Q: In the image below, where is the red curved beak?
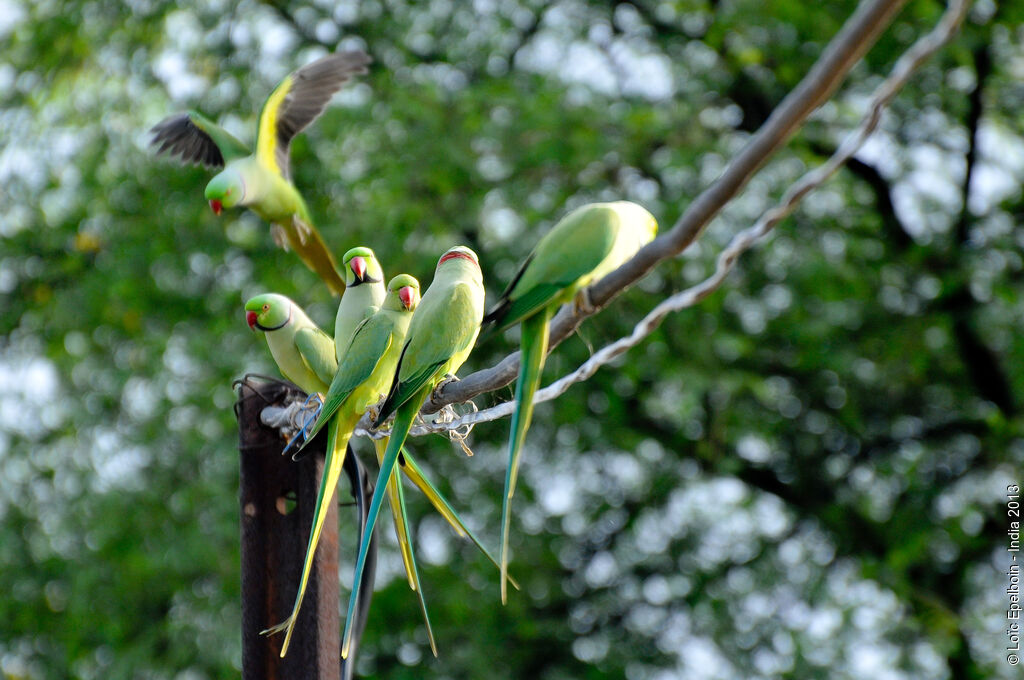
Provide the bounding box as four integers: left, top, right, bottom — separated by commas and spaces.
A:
399, 286, 415, 310
209, 199, 223, 216
246, 310, 258, 330
350, 256, 367, 281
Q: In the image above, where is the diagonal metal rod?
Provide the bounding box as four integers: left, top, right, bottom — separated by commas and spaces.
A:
368, 0, 971, 437
424, 0, 912, 413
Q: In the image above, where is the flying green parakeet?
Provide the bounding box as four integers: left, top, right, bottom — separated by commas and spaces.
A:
482, 201, 658, 603
262, 275, 421, 657
151, 51, 371, 296
340, 246, 485, 659
244, 293, 337, 395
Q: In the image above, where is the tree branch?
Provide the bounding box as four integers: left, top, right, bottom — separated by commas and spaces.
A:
954, 40, 993, 246
835, 152, 914, 251
944, 34, 1016, 416
951, 308, 1016, 415
426, 0, 915, 413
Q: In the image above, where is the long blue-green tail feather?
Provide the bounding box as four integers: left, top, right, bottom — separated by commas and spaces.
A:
341, 399, 420, 659
375, 439, 438, 654
377, 440, 417, 591
500, 307, 551, 604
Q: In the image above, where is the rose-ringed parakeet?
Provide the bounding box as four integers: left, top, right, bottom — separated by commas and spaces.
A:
328, 247, 512, 579
244, 293, 337, 394
262, 275, 421, 657
482, 201, 658, 603
340, 246, 485, 659
151, 51, 371, 296
334, 246, 386, 363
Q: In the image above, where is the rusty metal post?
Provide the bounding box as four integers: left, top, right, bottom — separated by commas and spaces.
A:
237, 377, 339, 679
235, 376, 379, 680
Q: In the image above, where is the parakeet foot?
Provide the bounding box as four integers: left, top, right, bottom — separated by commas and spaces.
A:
260, 615, 294, 637
366, 403, 382, 424
572, 287, 597, 315
283, 393, 324, 459
293, 216, 313, 245
271, 223, 289, 250
435, 373, 460, 391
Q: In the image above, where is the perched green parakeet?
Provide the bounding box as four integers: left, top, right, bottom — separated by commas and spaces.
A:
482, 201, 658, 602
334, 246, 386, 363
340, 246, 485, 659
151, 51, 371, 296
330, 246, 510, 580
244, 293, 337, 395
263, 275, 421, 657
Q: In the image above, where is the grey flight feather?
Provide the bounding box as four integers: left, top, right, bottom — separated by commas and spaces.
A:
272, 50, 372, 178
149, 113, 225, 168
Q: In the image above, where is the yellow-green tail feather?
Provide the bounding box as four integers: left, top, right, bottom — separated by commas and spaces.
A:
262, 413, 353, 657
399, 451, 521, 590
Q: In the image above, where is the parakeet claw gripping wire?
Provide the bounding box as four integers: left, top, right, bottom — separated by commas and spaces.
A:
281, 393, 324, 458
259, 393, 323, 444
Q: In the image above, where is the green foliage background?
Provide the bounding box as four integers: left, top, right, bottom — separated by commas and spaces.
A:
1, 1, 1022, 678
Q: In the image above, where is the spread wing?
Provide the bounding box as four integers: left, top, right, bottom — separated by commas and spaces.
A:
149, 110, 250, 168
256, 51, 371, 179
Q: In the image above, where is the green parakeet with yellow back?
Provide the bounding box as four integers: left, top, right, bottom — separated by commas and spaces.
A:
340, 246, 485, 659
152, 51, 371, 296
482, 201, 658, 602
262, 275, 421, 657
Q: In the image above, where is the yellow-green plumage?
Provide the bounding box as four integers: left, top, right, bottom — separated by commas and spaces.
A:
373, 437, 436, 656
263, 276, 419, 657
334, 247, 387, 364
483, 201, 658, 603
394, 450, 520, 589
244, 293, 336, 394
341, 246, 485, 660
151, 52, 371, 296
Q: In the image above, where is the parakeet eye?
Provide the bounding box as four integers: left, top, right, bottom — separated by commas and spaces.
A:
262, 304, 269, 312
